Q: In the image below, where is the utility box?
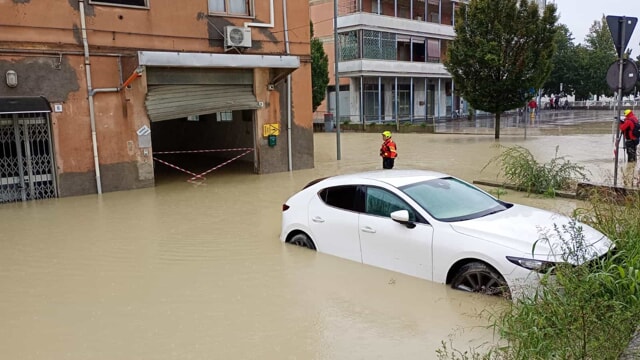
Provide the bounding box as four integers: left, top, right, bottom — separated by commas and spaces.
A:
268, 134, 277, 147
324, 113, 334, 132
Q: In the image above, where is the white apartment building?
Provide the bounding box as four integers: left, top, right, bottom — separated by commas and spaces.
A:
310, 0, 549, 124
311, 0, 466, 124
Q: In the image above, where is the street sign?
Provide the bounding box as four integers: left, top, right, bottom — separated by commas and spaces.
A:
606, 16, 638, 56
606, 59, 638, 92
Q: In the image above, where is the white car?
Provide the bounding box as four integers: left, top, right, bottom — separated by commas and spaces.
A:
280, 170, 612, 297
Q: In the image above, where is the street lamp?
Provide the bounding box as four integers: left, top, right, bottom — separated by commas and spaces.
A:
334, 0, 341, 160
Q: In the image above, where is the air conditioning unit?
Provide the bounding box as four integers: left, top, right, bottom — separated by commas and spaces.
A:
224, 26, 252, 49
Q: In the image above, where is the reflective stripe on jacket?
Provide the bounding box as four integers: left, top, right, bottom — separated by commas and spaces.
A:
380, 139, 397, 158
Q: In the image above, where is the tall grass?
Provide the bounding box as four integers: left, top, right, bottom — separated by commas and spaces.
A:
482, 145, 590, 196
438, 153, 640, 360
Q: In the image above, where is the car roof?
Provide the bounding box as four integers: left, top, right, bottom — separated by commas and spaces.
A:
324, 169, 449, 188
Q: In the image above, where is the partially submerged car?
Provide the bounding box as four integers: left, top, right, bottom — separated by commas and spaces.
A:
280, 170, 612, 297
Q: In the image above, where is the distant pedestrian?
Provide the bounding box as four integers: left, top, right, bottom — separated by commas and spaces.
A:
549, 97, 554, 110
528, 99, 537, 115
380, 131, 397, 169
619, 109, 639, 162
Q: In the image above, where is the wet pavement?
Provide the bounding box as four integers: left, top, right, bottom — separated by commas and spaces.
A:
0, 109, 636, 359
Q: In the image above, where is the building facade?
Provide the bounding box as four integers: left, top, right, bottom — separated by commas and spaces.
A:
0, 0, 313, 203
311, 0, 467, 125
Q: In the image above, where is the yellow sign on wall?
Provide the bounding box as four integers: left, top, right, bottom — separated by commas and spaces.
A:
263, 123, 280, 137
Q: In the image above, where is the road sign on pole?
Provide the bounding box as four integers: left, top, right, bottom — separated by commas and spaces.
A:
606, 16, 637, 56
606, 15, 637, 187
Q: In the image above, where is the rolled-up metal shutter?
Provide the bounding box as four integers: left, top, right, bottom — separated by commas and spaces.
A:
145, 85, 260, 122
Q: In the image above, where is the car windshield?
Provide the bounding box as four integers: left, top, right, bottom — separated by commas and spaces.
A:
400, 177, 508, 222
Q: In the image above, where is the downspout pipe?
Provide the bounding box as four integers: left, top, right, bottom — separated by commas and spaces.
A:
283, 0, 292, 171
245, 0, 274, 28
79, 0, 102, 194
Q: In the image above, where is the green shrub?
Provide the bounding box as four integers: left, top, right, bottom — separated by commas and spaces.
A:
482, 145, 589, 196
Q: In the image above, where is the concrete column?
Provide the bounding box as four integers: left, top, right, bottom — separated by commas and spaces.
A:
253, 68, 273, 173
349, 77, 359, 123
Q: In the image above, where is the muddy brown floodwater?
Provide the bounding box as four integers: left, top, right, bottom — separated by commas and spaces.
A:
0, 124, 634, 359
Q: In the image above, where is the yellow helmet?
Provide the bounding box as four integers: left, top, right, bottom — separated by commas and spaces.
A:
382, 131, 392, 138
625, 109, 632, 116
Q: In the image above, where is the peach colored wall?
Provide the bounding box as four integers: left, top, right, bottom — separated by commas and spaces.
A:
0, 1, 309, 57
311, 1, 333, 38
0, 0, 312, 195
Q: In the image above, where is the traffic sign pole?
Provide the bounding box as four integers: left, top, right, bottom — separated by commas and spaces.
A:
613, 17, 626, 186
607, 15, 638, 187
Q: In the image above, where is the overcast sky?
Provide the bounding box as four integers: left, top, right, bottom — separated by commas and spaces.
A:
553, 0, 640, 56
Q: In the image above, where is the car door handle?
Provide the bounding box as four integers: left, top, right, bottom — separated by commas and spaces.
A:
361, 226, 376, 233
312, 216, 325, 223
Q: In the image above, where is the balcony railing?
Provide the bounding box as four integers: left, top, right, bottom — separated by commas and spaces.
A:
338, 29, 449, 64
338, 0, 460, 26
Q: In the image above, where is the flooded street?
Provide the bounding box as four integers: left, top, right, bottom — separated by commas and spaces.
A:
0, 113, 634, 359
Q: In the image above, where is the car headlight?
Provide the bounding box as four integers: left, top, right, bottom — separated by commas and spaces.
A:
506, 256, 557, 274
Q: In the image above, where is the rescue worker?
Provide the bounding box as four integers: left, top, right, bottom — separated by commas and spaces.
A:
619, 109, 639, 162
380, 130, 398, 169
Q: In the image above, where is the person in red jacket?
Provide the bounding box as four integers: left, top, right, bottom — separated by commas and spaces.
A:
380, 131, 398, 169
527, 99, 537, 115
619, 109, 639, 162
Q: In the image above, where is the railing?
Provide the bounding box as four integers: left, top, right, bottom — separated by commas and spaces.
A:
540, 100, 640, 110
337, 0, 455, 26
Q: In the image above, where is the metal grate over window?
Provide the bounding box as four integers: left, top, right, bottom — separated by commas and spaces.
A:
0, 113, 57, 204
339, 31, 359, 61
363, 30, 396, 60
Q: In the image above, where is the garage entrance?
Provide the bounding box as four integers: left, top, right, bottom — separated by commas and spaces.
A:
145, 68, 260, 182
0, 97, 57, 204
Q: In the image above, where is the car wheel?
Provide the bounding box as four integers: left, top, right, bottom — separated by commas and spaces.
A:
450, 262, 509, 297
288, 232, 316, 250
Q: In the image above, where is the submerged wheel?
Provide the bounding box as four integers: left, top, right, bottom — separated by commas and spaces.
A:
450, 262, 509, 297
288, 232, 316, 250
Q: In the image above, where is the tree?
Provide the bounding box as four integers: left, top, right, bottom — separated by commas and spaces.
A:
542, 24, 579, 97
582, 16, 617, 100
445, 0, 557, 139
571, 45, 592, 100
310, 21, 329, 113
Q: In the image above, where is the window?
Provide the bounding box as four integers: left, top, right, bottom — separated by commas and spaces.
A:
401, 177, 510, 222
427, 39, 440, 63
339, 31, 359, 61
365, 187, 417, 221
363, 30, 396, 60
89, 0, 147, 7
318, 186, 362, 212
364, 84, 384, 122
209, 0, 252, 16
392, 84, 411, 118
217, 111, 233, 122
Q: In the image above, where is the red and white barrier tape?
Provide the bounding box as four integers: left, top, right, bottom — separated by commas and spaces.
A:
152, 148, 255, 184
154, 148, 253, 155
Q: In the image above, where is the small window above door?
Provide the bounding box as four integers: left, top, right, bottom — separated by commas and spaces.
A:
89, 0, 148, 8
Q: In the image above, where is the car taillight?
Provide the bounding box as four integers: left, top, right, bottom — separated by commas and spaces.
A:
282, 204, 290, 211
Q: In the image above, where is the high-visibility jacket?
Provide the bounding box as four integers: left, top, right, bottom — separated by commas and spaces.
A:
620, 112, 639, 141
380, 139, 397, 159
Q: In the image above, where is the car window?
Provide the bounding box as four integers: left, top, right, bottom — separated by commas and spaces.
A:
365, 186, 417, 221
401, 177, 508, 222
318, 185, 360, 212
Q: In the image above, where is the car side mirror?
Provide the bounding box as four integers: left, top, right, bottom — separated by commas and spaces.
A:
390, 210, 416, 229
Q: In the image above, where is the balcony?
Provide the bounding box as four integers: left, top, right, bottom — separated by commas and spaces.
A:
338, 59, 449, 77
336, 12, 456, 38
338, 0, 463, 26
337, 30, 451, 69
